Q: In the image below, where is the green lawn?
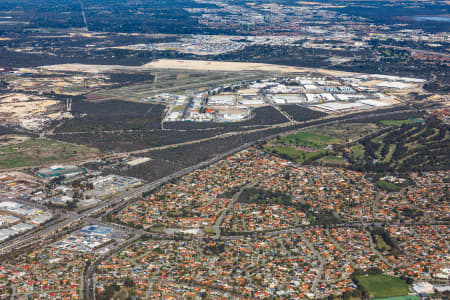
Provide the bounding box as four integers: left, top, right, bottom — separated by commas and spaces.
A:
265, 146, 304, 160
318, 155, 349, 166
375, 296, 420, 300
379, 119, 424, 126
203, 227, 215, 235
264, 146, 326, 164
372, 134, 386, 159
304, 123, 380, 142
303, 150, 327, 162
279, 132, 340, 149
375, 235, 391, 252
351, 144, 365, 160
356, 274, 409, 298
322, 155, 346, 161
383, 144, 397, 163
372, 132, 388, 144
376, 180, 402, 192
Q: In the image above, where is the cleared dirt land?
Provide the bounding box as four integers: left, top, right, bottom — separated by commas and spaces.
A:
0, 93, 60, 130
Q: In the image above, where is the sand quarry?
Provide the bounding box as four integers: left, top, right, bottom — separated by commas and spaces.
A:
0, 93, 60, 129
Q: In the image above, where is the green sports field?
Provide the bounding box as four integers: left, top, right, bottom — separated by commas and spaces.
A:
356, 274, 409, 298
375, 296, 420, 300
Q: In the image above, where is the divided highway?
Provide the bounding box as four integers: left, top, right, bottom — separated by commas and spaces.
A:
0, 106, 420, 256
0, 106, 425, 300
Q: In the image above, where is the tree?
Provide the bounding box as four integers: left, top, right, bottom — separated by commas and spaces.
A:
124, 277, 135, 287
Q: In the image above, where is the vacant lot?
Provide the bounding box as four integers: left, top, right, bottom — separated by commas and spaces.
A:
356, 274, 409, 298
0, 137, 99, 169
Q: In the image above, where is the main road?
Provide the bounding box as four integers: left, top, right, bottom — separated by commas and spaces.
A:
0, 104, 426, 300
0, 105, 421, 256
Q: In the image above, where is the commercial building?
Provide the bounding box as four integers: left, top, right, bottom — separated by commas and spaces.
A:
37, 165, 85, 178
0, 229, 15, 242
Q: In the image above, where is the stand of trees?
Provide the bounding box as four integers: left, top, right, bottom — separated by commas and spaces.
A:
350, 117, 449, 173
237, 188, 292, 206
